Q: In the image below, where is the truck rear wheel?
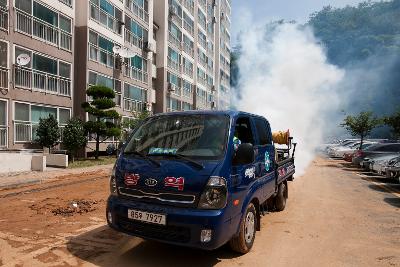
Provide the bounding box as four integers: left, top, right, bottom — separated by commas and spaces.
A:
229, 203, 256, 254
275, 182, 287, 211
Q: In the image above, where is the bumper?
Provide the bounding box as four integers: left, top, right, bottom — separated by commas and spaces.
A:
106, 196, 239, 250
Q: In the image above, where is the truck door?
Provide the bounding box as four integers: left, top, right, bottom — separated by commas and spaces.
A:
231, 116, 263, 201
253, 118, 275, 200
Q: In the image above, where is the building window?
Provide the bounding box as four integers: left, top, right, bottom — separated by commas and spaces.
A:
167, 96, 181, 112
126, 0, 149, 23
125, 15, 148, 49
168, 47, 180, 72
88, 71, 122, 106
124, 83, 147, 112
15, 0, 72, 51
182, 79, 192, 99
14, 46, 72, 96
89, 30, 116, 68
0, 41, 8, 91
198, 30, 207, 49
123, 55, 148, 84
197, 8, 206, 30
90, 0, 122, 34
13, 102, 70, 142
0, 99, 7, 147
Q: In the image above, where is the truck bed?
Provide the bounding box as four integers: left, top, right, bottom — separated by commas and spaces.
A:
276, 157, 295, 184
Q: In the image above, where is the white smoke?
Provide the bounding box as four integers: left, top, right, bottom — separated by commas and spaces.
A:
234, 21, 345, 175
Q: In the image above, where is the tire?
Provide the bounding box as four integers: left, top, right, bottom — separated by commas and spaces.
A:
275, 182, 287, 211
230, 203, 257, 254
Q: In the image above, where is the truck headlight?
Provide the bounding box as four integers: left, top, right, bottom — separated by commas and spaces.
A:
110, 165, 118, 196
198, 177, 227, 210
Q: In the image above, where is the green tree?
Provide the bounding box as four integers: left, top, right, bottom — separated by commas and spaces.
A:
35, 115, 60, 154
63, 118, 87, 163
340, 111, 381, 149
384, 109, 400, 138
82, 85, 121, 159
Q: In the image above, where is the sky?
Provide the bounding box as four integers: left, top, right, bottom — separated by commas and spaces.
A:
231, 0, 365, 44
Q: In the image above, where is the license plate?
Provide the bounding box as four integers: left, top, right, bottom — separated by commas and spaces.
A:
128, 209, 166, 225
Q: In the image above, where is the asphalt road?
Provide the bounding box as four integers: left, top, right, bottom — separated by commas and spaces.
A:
0, 157, 399, 267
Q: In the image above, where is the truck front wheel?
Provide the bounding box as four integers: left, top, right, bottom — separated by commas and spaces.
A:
229, 203, 256, 254
275, 182, 288, 211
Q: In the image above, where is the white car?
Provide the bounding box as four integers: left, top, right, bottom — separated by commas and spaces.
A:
329, 142, 375, 158
370, 155, 400, 174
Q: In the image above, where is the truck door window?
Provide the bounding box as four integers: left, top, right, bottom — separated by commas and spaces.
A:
235, 117, 254, 145
254, 118, 271, 146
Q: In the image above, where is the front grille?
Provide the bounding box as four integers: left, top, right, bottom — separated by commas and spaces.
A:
117, 216, 191, 243
119, 187, 195, 204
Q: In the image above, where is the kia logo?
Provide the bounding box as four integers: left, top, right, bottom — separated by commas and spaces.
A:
145, 178, 158, 187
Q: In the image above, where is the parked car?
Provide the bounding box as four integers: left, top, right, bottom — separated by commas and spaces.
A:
331, 142, 376, 158
385, 161, 400, 183
371, 155, 400, 174
360, 153, 399, 171
327, 141, 359, 157
352, 143, 400, 167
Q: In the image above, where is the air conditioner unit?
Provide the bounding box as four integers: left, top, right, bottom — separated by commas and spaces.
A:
144, 41, 154, 52
168, 83, 176, 92
169, 5, 178, 16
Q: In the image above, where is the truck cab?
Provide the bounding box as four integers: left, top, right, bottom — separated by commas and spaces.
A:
107, 110, 295, 253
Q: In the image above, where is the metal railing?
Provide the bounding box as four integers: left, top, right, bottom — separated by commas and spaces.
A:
171, 86, 182, 97
183, 20, 194, 36
125, 28, 143, 49
0, 66, 8, 90
123, 98, 146, 113
197, 75, 207, 86
167, 57, 181, 73
182, 42, 194, 57
183, 0, 194, 15
168, 31, 182, 49
170, 13, 182, 28
124, 65, 148, 84
90, 2, 120, 35
0, 126, 7, 148
126, 0, 149, 23
15, 9, 72, 51
198, 37, 207, 49
183, 65, 193, 78
198, 0, 206, 11
58, 0, 72, 7
14, 121, 32, 142
196, 95, 207, 106
0, 6, 8, 31
14, 66, 71, 97
89, 43, 115, 68
183, 88, 192, 99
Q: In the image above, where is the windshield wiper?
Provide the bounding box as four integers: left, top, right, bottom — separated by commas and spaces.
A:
150, 153, 204, 169
124, 151, 161, 167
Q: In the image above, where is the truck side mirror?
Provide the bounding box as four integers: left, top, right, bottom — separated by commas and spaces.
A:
233, 143, 255, 165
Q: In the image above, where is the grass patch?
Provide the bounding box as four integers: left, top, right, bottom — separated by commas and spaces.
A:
68, 156, 116, 169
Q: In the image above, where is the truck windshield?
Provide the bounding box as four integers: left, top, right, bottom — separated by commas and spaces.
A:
124, 114, 230, 160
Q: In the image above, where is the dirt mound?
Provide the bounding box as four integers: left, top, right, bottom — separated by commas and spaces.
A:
30, 198, 102, 217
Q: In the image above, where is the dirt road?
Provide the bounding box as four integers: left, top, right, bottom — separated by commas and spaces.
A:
0, 157, 399, 267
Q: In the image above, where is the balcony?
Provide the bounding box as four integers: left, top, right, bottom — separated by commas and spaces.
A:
14, 121, 34, 142
183, 0, 194, 16
0, 6, 8, 32
126, 0, 149, 23
167, 57, 182, 73
196, 95, 207, 106
197, 76, 207, 86
170, 86, 182, 97
198, 0, 206, 12
0, 126, 7, 148
124, 65, 148, 84
15, 9, 72, 51
168, 31, 182, 49
0, 66, 8, 90
183, 65, 193, 78
125, 28, 144, 49
182, 42, 194, 58
183, 20, 194, 36
123, 98, 146, 113
14, 66, 71, 97
182, 88, 192, 99
58, 0, 72, 7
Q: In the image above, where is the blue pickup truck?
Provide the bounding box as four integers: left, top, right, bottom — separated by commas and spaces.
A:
107, 110, 296, 253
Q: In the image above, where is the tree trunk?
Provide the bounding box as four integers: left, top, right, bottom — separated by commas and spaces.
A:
359, 134, 364, 150
95, 134, 100, 160
49, 147, 51, 154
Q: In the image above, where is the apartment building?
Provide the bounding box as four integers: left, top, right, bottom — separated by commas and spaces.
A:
73, 0, 155, 152
0, 0, 74, 150
153, 0, 231, 113
0, 0, 230, 152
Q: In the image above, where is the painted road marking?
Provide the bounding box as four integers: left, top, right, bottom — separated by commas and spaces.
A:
355, 173, 400, 197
